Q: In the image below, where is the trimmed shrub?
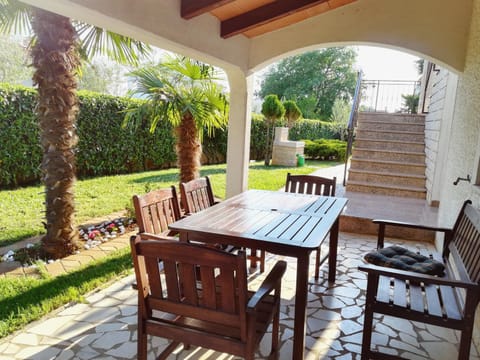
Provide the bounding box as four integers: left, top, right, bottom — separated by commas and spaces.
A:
76, 92, 177, 176
0, 84, 344, 188
0, 85, 40, 187
303, 139, 347, 161
289, 118, 337, 141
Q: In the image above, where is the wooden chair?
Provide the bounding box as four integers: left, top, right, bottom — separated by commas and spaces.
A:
132, 186, 182, 237
130, 234, 287, 360
285, 172, 336, 196
359, 200, 480, 360
179, 175, 219, 214
180, 176, 266, 273
285, 172, 336, 280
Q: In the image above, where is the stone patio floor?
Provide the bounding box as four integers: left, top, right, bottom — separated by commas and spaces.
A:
1, 232, 478, 360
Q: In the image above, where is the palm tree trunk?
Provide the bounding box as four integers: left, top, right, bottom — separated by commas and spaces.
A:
31, 9, 80, 258
176, 112, 201, 183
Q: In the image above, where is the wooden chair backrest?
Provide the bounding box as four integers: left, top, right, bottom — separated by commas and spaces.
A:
180, 176, 216, 214
131, 236, 249, 341
132, 186, 181, 234
446, 201, 480, 284
285, 173, 336, 196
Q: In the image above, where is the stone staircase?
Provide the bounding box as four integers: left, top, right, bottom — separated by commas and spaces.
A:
346, 112, 427, 199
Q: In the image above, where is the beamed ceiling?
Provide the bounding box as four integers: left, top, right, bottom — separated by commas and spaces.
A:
181, 0, 358, 38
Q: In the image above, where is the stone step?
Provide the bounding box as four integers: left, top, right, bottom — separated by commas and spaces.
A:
348, 169, 426, 188
353, 148, 425, 163
357, 120, 425, 132
349, 158, 426, 175
354, 137, 425, 152
346, 180, 426, 199
357, 112, 426, 124
339, 214, 434, 241
355, 129, 425, 142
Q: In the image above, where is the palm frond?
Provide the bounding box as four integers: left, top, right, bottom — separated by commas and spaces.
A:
75, 22, 151, 66
0, 0, 32, 35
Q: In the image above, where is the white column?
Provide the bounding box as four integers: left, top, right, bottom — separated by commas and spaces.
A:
224, 68, 254, 198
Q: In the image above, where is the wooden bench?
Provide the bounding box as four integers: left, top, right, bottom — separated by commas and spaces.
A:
359, 200, 480, 360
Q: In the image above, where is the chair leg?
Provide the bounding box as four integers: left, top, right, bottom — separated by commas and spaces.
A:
271, 303, 280, 357
458, 325, 474, 359
250, 248, 258, 268
361, 275, 377, 360
260, 250, 266, 273
137, 319, 147, 360
314, 247, 321, 280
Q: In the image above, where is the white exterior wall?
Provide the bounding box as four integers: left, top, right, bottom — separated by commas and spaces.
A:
435, 0, 480, 349
424, 67, 458, 205
439, 0, 480, 219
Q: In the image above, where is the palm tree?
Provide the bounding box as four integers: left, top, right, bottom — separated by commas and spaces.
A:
125, 56, 228, 183
0, 0, 150, 258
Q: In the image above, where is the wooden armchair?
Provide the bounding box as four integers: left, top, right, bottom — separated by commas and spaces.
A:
130, 234, 287, 360
285, 172, 336, 280
132, 186, 182, 237
180, 176, 265, 273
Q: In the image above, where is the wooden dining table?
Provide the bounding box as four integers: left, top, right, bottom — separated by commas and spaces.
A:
169, 189, 347, 360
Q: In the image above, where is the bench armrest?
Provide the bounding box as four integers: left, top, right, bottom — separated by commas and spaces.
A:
247, 260, 287, 310
372, 219, 453, 248
373, 219, 451, 233
358, 263, 478, 290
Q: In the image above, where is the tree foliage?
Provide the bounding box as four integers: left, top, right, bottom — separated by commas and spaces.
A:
283, 100, 302, 128
0, 35, 32, 84
259, 48, 358, 119
329, 98, 351, 141
78, 58, 129, 95
401, 94, 419, 114
261, 94, 285, 166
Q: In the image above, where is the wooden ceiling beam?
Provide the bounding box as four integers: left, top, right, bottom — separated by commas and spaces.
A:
221, 0, 329, 38
181, 0, 236, 20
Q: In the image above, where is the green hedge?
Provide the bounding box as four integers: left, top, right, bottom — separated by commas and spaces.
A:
289, 119, 337, 141
76, 92, 177, 176
303, 139, 347, 161
0, 84, 342, 188
0, 85, 179, 188
0, 85, 40, 187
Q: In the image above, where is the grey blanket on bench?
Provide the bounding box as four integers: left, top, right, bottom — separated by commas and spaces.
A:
364, 245, 445, 276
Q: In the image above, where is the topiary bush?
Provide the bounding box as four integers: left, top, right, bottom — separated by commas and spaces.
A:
303, 139, 347, 161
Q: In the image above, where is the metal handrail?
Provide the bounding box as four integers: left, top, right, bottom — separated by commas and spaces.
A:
343, 71, 363, 186
361, 79, 420, 112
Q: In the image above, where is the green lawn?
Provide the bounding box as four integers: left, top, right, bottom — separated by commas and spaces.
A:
0, 160, 340, 248
0, 247, 133, 338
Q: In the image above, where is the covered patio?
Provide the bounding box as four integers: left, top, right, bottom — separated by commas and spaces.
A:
10, 0, 480, 358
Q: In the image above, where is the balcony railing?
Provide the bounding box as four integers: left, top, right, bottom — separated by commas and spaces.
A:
360, 79, 420, 113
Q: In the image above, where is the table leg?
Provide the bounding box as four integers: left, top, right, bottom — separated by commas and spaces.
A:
328, 218, 340, 283
293, 252, 310, 360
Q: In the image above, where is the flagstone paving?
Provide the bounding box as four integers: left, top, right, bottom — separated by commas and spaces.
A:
1, 233, 479, 359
